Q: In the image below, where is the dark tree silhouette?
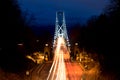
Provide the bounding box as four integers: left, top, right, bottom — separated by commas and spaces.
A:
0, 0, 36, 72
76, 0, 120, 78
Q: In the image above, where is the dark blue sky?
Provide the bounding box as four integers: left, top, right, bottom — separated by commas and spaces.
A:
18, 0, 110, 26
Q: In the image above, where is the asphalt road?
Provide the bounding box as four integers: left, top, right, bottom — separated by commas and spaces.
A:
65, 62, 83, 80
28, 61, 52, 80
28, 61, 83, 80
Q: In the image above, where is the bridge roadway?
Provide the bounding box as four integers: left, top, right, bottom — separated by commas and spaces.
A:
29, 61, 83, 80
29, 61, 52, 80
65, 61, 83, 80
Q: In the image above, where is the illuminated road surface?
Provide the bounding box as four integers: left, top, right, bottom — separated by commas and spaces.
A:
30, 62, 52, 80
65, 62, 83, 80
39, 62, 52, 80
46, 61, 83, 80
29, 37, 83, 80
47, 37, 83, 80
29, 61, 83, 80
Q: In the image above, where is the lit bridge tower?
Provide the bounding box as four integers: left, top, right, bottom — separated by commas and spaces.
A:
47, 11, 70, 80
53, 11, 70, 52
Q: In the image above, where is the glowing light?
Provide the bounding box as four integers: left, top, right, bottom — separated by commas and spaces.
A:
45, 44, 48, 46
47, 37, 83, 80
47, 11, 83, 80
26, 55, 35, 62
17, 43, 23, 46
75, 43, 78, 45
47, 37, 66, 80
26, 71, 29, 75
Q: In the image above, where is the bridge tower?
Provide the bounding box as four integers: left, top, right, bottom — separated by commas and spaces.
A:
53, 11, 70, 52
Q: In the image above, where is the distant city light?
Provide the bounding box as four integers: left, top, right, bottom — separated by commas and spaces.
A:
17, 43, 23, 46
75, 43, 78, 45
36, 40, 39, 42
45, 44, 48, 46
26, 71, 29, 75
80, 58, 81, 62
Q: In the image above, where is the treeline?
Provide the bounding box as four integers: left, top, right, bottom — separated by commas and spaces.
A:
0, 0, 38, 72
0, 0, 55, 72
70, 0, 120, 77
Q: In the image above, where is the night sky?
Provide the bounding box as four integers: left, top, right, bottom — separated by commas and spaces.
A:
18, 0, 110, 26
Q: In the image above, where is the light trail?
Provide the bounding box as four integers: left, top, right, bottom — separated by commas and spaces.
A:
47, 37, 66, 80
47, 37, 83, 80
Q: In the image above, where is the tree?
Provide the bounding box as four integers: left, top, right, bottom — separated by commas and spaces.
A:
0, 0, 34, 72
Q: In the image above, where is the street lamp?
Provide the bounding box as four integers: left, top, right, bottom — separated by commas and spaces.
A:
25, 70, 30, 80
45, 44, 48, 46
75, 42, 78, 45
